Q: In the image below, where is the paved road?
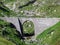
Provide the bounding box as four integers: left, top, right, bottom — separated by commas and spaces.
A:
0, 17, 22, 34
20, 18, 60, 39
0, 17, 60, 39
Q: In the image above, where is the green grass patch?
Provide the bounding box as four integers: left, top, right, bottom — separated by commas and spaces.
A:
23, 20, 34, 34
0, 19, 26, 45
36, 21, 60, 45
0, 36, 15, 45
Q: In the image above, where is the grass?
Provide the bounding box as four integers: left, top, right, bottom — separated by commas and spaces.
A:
0, 2, 17, 17
0, 0, 60, 17
36, 21, 60, 45
23, 20, 34, 34
40, 5, 60, 17
0, 36, 15, 45
0, 19, 26, 45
